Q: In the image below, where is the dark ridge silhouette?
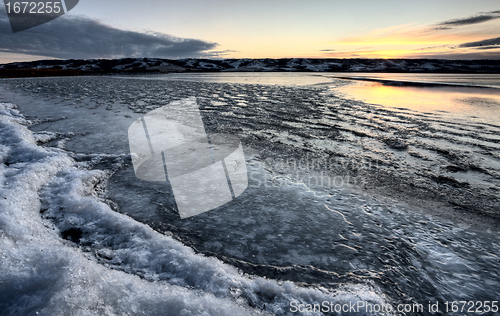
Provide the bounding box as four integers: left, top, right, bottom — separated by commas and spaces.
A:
1, 57, 500, 78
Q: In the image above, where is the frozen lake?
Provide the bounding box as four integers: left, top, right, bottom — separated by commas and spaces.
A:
1, 73, 499, 315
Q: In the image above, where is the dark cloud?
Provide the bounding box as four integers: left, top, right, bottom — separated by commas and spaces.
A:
320, 49, 335, 52
412, 51, 500, 59
0, 12, 217, 59
434, 10, 500, 29
432, 26, 452, 31
414, 44, 449, 51
460, 37, 500, 48
474, 45, 500, 50
439, 15, 499, 27
200, 50, 239, 58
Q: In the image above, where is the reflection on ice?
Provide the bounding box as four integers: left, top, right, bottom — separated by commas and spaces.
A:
338, 81, 500, 124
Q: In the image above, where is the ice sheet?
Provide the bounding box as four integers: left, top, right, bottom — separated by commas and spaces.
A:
0, 101, 390, 315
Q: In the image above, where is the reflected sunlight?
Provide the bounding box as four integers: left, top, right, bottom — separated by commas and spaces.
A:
340, 82, 500, 124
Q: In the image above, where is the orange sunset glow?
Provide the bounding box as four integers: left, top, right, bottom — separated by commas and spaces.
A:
323, 16, 500, 59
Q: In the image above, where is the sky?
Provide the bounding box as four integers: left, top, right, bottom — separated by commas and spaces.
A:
1, 0, 500, 63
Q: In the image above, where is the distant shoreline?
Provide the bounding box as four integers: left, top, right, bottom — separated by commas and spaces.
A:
1, 57, 499, 78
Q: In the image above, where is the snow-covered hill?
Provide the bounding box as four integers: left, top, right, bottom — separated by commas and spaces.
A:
1, 57, 499, 77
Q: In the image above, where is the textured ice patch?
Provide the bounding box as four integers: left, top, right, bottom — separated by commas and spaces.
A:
0, 102, 264, 316
0, 102, 391, 316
